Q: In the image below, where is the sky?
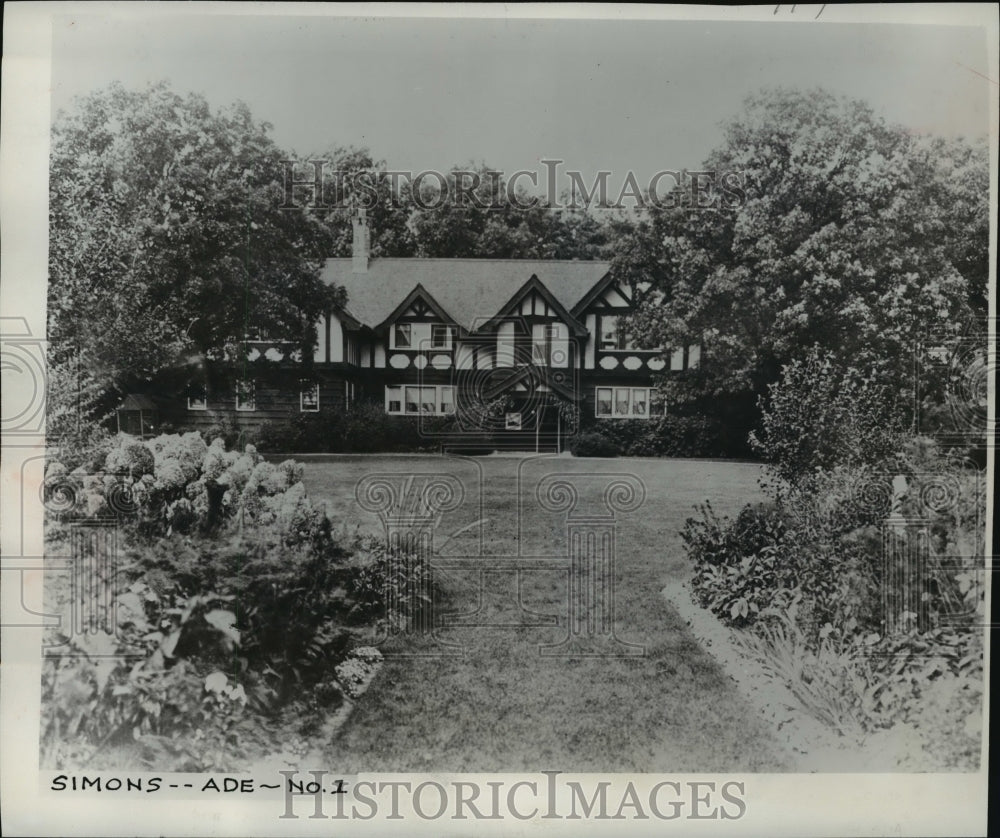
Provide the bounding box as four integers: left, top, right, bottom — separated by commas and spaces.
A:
49, 11, 992, 190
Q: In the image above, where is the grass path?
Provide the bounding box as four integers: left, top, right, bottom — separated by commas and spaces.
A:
299, 455, 792, 772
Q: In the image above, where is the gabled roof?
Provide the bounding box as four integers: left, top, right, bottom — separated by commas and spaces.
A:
320, 258, 610, 331
479, 275, 588, 336
570, 269, 633, 317
373, 283, 459, 332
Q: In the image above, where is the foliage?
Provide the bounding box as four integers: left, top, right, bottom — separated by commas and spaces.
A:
252, 400, 457, 454
684, 431, 985, 766
347, 538, 432, 633
409, 163, 615, 259
625, 87, 989, 452
569, 430, 622, 458
750, 347, 904, 481
41, 583, 249, 772
578, 412, 732, 458
48, 81, 339, 415
41, 431, 423, 770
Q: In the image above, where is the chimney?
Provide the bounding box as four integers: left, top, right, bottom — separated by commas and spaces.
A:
352, 207, 370, 273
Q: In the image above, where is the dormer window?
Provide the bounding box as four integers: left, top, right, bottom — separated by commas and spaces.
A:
393, 323, 412, 349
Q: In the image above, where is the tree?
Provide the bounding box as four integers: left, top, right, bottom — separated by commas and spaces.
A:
627, 87, 989, 453
303, 145, 417, 257
48, 81, 340, 414
409, 163, 617, 259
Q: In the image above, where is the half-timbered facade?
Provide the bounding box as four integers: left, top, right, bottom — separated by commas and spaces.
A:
166, 211, 699, 447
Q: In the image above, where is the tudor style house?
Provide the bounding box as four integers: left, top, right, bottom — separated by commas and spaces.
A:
167, 211, 699, 448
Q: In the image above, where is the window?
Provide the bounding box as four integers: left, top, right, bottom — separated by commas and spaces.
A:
405, 386, 420, 414
387, 384, 457, 416
431, 324, 451, 349
300, 380, 319, 412
187, 383, 208, 411
531, 323, 565, 366
596, 387, 613, 417
614, 388, 630, 416
632, 388, 648, 417
600, 316, 625, 350
393, 323, 412, 349
596, 386, 652, 419
235, 379, 256, 412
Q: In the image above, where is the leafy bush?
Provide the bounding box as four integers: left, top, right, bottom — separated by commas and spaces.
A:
41, 583, 250, 771
685, 502, 798, 625
251, 401, 455, 454
41, 430, 418, 770
685, 430, 985, 767
750, 347, 904, 481
569, 430, 622, 458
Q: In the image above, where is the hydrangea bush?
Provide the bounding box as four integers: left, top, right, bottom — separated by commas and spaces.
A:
42, 432, 409, 771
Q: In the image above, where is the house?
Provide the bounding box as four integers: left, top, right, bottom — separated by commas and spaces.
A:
168, 210, 700, 449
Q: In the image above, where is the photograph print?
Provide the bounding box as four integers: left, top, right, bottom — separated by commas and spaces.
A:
1, 3, 994, 836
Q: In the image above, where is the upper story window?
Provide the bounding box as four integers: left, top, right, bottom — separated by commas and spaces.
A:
669, 344, 702, 370
600, 315, 627, 350
391, 321, 454, 351
531, 323, 569, 367
431, 324, 452, 349
393, 323, 412, 349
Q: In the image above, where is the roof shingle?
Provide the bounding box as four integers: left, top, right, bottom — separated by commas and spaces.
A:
319, 258, 610, 330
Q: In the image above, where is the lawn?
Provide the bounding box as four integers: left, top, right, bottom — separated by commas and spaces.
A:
298, 454, 793, 772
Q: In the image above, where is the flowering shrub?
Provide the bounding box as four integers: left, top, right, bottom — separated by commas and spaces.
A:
334, 648, 383, 700
42, 431, 409, 770
45, 433, 330, 546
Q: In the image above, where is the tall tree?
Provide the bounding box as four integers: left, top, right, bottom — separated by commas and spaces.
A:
625, 87, 989, 451
48, 81, 339, 411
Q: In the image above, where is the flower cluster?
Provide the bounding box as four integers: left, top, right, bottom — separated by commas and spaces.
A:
46, 432, 327, 544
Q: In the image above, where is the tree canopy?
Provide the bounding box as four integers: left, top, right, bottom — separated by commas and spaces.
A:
623, 87, 989, 451
48, 81, 339, 402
